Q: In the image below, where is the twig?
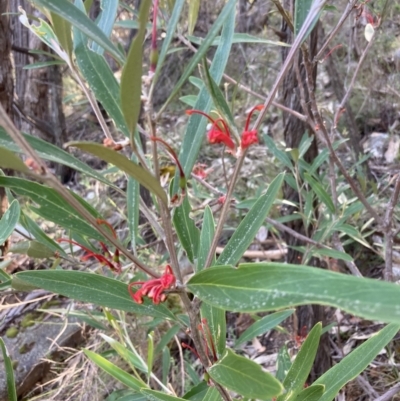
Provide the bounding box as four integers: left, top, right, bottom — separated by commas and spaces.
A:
204, 152, 246, 269
357, 374, 379, 399
383, 174, 400, 281
301, 41, 382, 224
314, 0, 359, 62
374, 382, 400, 401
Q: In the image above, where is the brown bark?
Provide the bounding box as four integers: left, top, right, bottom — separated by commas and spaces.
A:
0, 2, 13, 258
10, 0, 72, 182
280, 0, 331, 381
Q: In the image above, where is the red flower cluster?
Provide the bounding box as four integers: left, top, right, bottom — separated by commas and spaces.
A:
128, 265, 176, 304
186, 105, 264, 151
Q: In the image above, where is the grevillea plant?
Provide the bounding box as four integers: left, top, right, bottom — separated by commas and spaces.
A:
1, 1, 400, 400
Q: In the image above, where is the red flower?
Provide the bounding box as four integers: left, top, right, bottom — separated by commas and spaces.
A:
186, 110, 235, 150
240, 105, 264, 149
128, 265, 176, 304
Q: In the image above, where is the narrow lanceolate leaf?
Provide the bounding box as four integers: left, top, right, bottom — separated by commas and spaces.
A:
14, 270, 176, 321
0, 200, 20, 247
0, 177, 104, 241
208, 349, 283, 399
188, 262, 400, 324
188, 0, 200, 35
84, 349, 146, 391
152, 0, 185, 87
50, 12, 73, 57
0, 338, 17, 401
200, 302, 226, 358
276, 345, 292, 383
295, 385, 325, 401
9, 240, 55, 259
202, 387, 222, 401
202, 59, 236, 134
91, 0, 118, 54
30, 0, 125, 64
188, 33, 290, 47
217, 173, 284, 266
0, 127, 115, 187
172, 196, 200, 263
74, 34, 130, 137
0, 128, 116, 188
197, 206, 216, 271
277, 323, 322, 401
67, 142, 168, 205
303, 173, 335, 214
127, 154, 140, 251
235, 309, 294, 347
294, 0, 313, 36
19, 211, 65, 256
141, 389, 186, 401
120, 0, 151, 135
0, 146, 30, 173
315, 323, 400, 401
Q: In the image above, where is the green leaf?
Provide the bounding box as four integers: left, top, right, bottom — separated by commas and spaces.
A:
0, 199, 20, 247
278, 323, 322, 401
141, 389, 186, 401
50, 11, 73, 57
19, 211, 65, 256
0, 176, 103, 241
295, 385, 325, 401
276, 345, 292, 383
22, 60, 66, 69
200, 302, 226, 357
14, 270, 176, 320
235, 309, 294, 347
303, 173, 335, 214
217, 173, 284, 266
208, 349, 283, 399
120, 0, 151, 135
201, 387, 222, 401
202, 59, 236, 134
197, 206, 216, 272
188, 262, 400, 323
84, 349, 146, 391
0, 338, 17, 401
182, 381, 208, 400
172, 196, 200, 263
100, 334, 148, 373
66, 142, 168, 206
188, 33, 290, 47
188, 0, 200, 35
164, 0, 236, 113
315, 323, 400, 401
263, 134, 293, 170
152, 0, 185, 87
309, 247, 353, 262
0, 146, 30, 173
127, 154, 140, 252
154, 324, 180, 356
31, 0, 125, 64
294, 0, 313, 36
0, 128, 116, 188
91, 0, 118, 54
74, 34, 130, 137
9, 240, 55, 259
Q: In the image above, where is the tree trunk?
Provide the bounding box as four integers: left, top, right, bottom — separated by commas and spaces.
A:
0, 1, 13, 259
280, 0, 331, 381
10, 0, 72, 182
